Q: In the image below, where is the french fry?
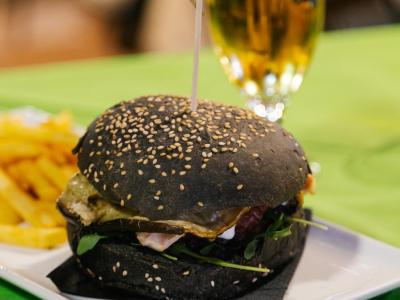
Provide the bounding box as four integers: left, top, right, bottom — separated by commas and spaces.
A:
4, 165, 30, 191
12, 160, 60, 202
0, 225, 66, 249
0, 141, 45, 163
0, 123, 78, 150
0, 199, 21, 225
36, 156, 70, 191
42, 146, 69, 165
37, 202, 66, 226
61, 165, 78, 181
0, 169, 58, 227
42, 112, 73, 133
0, 111, 80, 249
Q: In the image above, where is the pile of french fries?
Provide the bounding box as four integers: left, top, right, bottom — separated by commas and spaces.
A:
0, 111, 79, 249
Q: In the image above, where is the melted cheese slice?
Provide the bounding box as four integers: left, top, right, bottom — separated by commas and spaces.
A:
59, 173, 249, 239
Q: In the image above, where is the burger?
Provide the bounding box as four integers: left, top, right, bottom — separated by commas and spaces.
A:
57, 95, 314, 300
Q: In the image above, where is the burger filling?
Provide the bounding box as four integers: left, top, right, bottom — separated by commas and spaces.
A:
59, 173, 315, 255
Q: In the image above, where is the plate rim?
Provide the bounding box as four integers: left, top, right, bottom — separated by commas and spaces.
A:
1, 218, 399, 300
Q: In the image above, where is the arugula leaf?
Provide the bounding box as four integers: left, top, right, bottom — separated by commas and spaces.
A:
162, 253, 178, 261
288, 217, 328, 230
77, 234, 106, 255
269, 225, 292, 240
244, 213, 292, 260
266, 213, 285, 235
169, 243, 184, 257
244, 239, 259, 260
169, 243, 269, 273
199, 243, 216, 256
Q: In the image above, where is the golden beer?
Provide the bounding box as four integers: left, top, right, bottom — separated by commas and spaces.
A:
208, 0, 324, 99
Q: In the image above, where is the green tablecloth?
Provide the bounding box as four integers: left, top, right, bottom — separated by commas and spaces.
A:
0, 25, 399, 299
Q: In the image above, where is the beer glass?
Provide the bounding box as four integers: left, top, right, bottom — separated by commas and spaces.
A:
207, 0, 325, 122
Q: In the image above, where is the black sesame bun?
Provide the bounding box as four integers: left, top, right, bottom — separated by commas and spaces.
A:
62, 95, 312, 300
67, 207, 308, 300
73, 95, 309, 224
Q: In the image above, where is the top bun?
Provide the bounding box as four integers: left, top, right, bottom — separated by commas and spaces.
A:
73, 95, 310, 221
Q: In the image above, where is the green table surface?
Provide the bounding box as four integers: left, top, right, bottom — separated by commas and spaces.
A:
0, 25, 399, 299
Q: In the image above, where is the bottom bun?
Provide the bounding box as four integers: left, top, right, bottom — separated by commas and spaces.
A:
67, 208, 307, 300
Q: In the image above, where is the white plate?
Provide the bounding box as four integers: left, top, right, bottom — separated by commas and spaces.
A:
1, 219, 400, 300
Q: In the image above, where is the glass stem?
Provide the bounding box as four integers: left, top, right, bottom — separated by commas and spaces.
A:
246, 95, 288, 123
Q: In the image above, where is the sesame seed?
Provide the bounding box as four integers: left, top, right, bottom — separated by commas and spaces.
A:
201, 164, 207, 169
252, 153, 259, 158
113, 183, 119, 188
161, 171, 167, 177
237, 184, 244, 190
184, 165, 191, 170
153, 264, 159, 269
148, 277, 154, 282
155, 285, 160, 291
233, 167, 239, 174
211, 280, 215, 287
252, 277, 258, 283
138, 169, 144, 175
228, 162, 234, 168
120, 200, 125, 206
121, 170, 127, 175
149, 179, 156, 184
197, 201, 204, 207
156, 190, 162, 196
86, 268, 95, 278
145, 273, 150, 278
233, 280, 240, 285
122, 270, 128, 276
127, 194, 132, 200
157, 205, 164, 210
179, 184, 185, 191
161, 288, 166, 294
182, 271, 190, 276
155, 277, 162, 282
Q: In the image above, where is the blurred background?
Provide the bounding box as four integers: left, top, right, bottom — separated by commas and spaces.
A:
1, 0, 400, 68
0, 2, 400, 299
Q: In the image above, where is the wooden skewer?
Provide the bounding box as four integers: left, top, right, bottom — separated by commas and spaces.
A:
190, 0, 203, 112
